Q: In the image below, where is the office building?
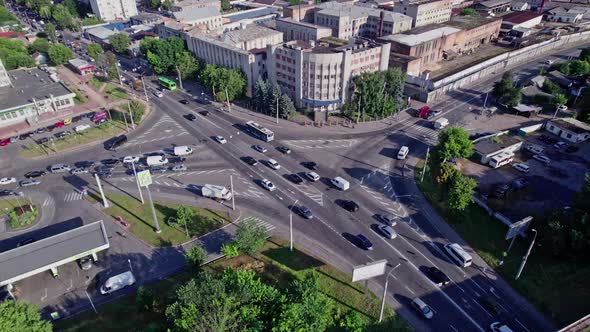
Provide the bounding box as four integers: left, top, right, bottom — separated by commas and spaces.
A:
88, 0, 138, 21
389, 0, 453, 27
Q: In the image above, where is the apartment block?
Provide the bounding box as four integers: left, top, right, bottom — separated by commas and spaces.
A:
389, 0, 452, 27
88, 0, 138, 21
171, 0, 221, 12
275, 18, 333, 41
171, 6, 223, 29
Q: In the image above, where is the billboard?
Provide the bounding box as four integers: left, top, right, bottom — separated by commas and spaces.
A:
506, 216, 533, 240
352, 259, 387, 282
137, 170, 152, 187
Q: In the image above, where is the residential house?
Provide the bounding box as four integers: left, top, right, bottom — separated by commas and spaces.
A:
546, 118, 590, 143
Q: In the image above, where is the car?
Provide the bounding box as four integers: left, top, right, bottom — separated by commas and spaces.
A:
293, 205, 313, 219
171, 165, 187, 172
179, 99, 189, 105
16, 238, 35, 247
76, 161, 95, 168
19, 133, 32, 140
0, 138, 10, 146
304, 171, 320, 182
25, 171, 46, 178
145, 151, 166, 157
19, 179, 41, 187
95, 118, 108, 125
557, 105, 568, 111
35, 127, 47, 134
545, 59, 554, 65
0, 189, 17, 197
54, 121, 64, 129
479, 296, 501, 315
242, 156, 258, 165
511, 177, 529, 190
199, 111, 210, 116
214, 136, 227, 144
185, 113, 197, 121
95, 165, 115, 172
253, 145, 267, 153
565, 146, 579, 153
168, 156, 186, 164
75, 124, 91, 132
426, 266, 450, 286
288, 173, 303, 184
36, 137, 52, 144
277, 146, 291, 154
490, 322, 514, 332
95, 171, 112, 178
342, 200, 359, 212
260, 178, 276, 191
10, 136, 18, 142
153, 91, 163, 98
354, 234, 373, 250
55, 131, 71, 139
376, 214, 397, 227
102, 158, 120, 165
411, 298, 434, 319
424, 112, 435, 120
195, 98, 211, 105
0, 177, 17, 185
303, 161, 318, 170
123, 156, 140, 164
150, 166, 167, 173
493, 184, 511, 198
70, 167, 89, 175
377, 224, 397, 239
267, 159, 280, 170
533, 154, 551, 164
553, 141, 567, 149
512, 163, 530, 173
78, 256, 93, 270
545, 137, 559, 145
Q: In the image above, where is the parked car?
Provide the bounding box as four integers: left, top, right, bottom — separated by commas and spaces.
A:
78, 256, 93, 270
55, 131, 71, 139
557, 105, 568, 111
288, 173, 303, 184
426, 266, 450, 286
242, 156, 258, 166
260, 179, 276, 191
95, 171, 112, 178
277, 146, 291, 154
150, 166, 167, 173
267, 159, 280, 170
70, 167, 89, 175
123, 156, 140, 164
553, 141, 567, 149
341, 200, 359, 212
19, 179, 41, 187
511, 177, 529, 190
253, 145, 267, 153
493, 184, 511, 198
293, 205, 313, 219
102, 158, 120, 165
533, 154, 551, 164
76, 161, 95, 168
512, 163, 530, 173
168, 157, 186, 164
0, 177, 17, 185
0, 138, 10, 146
214, 136, 227, 144
24, 171, 46, 178
303, 161, 318, 170
36, 137, 52, 144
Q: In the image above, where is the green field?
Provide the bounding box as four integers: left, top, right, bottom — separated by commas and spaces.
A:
104, 84, 128, 101
100, 193, 229, 247
54, 237, 411, 332
415, 160, 590, 325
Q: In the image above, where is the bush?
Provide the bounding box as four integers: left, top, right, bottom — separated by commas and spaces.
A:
221, 242, 240, 257
185, 244, 207, 269
121, 100, 145, 124
9, 206, 38, 229
136, 286, 155, 312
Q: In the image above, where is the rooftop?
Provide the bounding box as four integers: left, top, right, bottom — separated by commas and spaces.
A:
551, 117, 590, 134
222, 25, 281, 45
473, 133, 522, 155
222, 6, 278, 22
68, 58, 93, 68
86, 26, 117, 40
130, 13, 164, 22
173, 0, 219, 9
172, 6, 220, 22
502, 11, 543, 24
316, 1, 411, 22
446, 15, 500, 30
382, 26, 460, 46
476, 0, 511, 8
0, 68, 75, 112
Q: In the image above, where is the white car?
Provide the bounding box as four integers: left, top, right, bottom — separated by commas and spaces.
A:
545, 59, 554, 65
171, 165, 187, 172
123, 155, 140, 163
253, 145, 267, 153
0, 177, 17, 185
553, 141, 567, 149
557, 105, 568, 111
533, 154, 551, 164
260, 179, 276, 191
19, 179, 41, 187
512, 163, 530, 173
378, 224, 397, 239
153, 91, 164, 98
70, 167, 89, 175
214, 136, 227, 144
75, 124, 91, 132
305, 171, 320, 182
267, 159, 280, 170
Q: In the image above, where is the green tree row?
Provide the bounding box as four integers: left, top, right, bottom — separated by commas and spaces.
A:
253, 78, 296, 120
14, 0, 91, 31
493, 71, 522, 107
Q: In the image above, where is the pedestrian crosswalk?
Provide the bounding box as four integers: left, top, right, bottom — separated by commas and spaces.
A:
235, 176, 268, 199
239, 216, 276, 233
42, 196, 54, 207
283, 139, 359, 149
64, 191, 84, 202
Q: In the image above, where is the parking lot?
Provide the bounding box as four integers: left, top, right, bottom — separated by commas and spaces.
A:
461, 131, 589, 220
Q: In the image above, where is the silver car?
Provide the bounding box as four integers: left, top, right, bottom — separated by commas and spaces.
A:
171, 165, 187, 172
20, 179, 41, 187
71, 167, 89, 175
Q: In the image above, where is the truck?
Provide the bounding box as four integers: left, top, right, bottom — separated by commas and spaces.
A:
201, 184, 232, 201
434, 117, 449, 130
174, 145, 193, 156
146, 156, 168, 166
330, 177, 350, 191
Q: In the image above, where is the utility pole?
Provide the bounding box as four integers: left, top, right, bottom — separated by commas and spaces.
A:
176, 66, 183, 90
225, 86, 231, 112
141, 76, 149, 102
552, 104, 560, 119
230, 175, 235, 211
379, 263, 401, 322
574, 87, 586, 105
94, 174, 109, 208
515, 229, 537, 280
289, 200, 298, 252
131, 161, 144, 204
128, 100, 136, 129
483, 92, 489, 108
115, 63, 123, 86
357, 95, 362, 123
420, 146, 430, 183
276, 95, 279, 124
145, 185, 161, 233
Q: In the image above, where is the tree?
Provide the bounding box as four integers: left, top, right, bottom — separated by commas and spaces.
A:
47, 43, 73, 65
575, 173, 590, 212
45, 22, 57, 42
447, 174, 477, 213
580, 47, 590, 62
28, 38, 49, 54
0, 300, 52, 332
504, 86, 522, 107
279, 93, 296, 119
461, 8, 477, 15
136, 286, 155, 312
200, 64, 246, 102
493, 71, 521, 106
253, 78, 269, 111
102, 51, 119, 81
148, 0, 160, 9
185, 244, 207, 269
553, 93, 568, 106
339, 311, 365, 332
568, 60, 590, 76
141, 36, 186, 74
109, 33, 131, 54
176, 51, 200, 80
435, 127, 473, 162
234, 218, 268, 255
51, 4, 74, 29
87, 43, 104, 62
63, 0, 79, 16
172, 206, 195, 229
38, 5, 50, 18
384, 67, 406, 110
221, 0, 230, 12
542, 79, 562, 95
0, 39, 36, 69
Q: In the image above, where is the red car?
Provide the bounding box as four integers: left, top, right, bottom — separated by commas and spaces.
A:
55, 121, 65, 129
0, 138, 10, 146
417, 106, 431, 118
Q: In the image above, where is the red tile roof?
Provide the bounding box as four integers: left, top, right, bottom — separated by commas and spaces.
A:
502, 11, 543, 24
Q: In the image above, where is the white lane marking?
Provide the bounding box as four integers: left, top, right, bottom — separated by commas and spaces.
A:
403, 285, 415, 294
472, 298, 493, 318
450, 325, 459, 332
514, 318, 530, 332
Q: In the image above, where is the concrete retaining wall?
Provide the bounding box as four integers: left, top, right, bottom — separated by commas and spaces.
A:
407, 31, 590, 103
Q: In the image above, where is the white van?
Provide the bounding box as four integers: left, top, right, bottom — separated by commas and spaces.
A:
397, 146, 409, 160
100, 271, 136, 295
444, 243, 472, 267
434, 117, 449, 130
75, 124, 91, 132
330, 176, 350, 191
146, 156, 168, 166
173, 146, 193, 156
50, 164, 71, 173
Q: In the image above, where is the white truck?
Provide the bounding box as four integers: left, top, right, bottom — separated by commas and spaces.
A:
201, 184, 232, 201
146, 156, 168, 166
330, 177, 350, 191
174, 146, 193, 156
434, 117, 449, 130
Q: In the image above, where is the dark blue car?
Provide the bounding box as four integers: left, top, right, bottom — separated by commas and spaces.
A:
355, 234, 373, 250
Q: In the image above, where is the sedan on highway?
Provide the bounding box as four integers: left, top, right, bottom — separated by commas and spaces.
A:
179, 99, 189, 105
303, 161, 318, 171
168, 157, 186, 164
533, 154, 551, 164
277, 146, 291, 154
0, 177, 17, 185
171, 165, 187, 172
376, 214, 397, 227
354, 234, 373, 250
19, 179, 41, 187
288, 174, 303, 184
95, 171, 112, 178
76, 161, 95, 168
426, 266, 450, 286
293, 205, 313, 219
242, 156, 258, 166
185, 113, 197, 121
123, 156, 140, 164
304, 171, 320, 182
102, 158, 120, 165
214, 136, 227, 144
267, 159, 281, 170
150, 166, 167, 173
377, 224, 397, 239
25, 171, 46, 178
253, 145, 267, 153
260, 179, 276, 191
0, 189, 17, 197
341, 200, 359, 212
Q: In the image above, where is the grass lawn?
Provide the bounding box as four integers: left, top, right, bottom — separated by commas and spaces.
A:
20, 120, 127, 158
100, 193, 229, 247
415, 160, 590, 325
54, 237, 411, 332
88, 77, 106, 90
0, 199, 27, 214
72, 88, 88, 104
104, 84, 128, 101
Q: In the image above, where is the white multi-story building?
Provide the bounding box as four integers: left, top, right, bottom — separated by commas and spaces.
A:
88, 0, 138, 21
389, 0, 453, 27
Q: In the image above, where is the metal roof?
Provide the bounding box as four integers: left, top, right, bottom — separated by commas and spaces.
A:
0, 220, 109, 286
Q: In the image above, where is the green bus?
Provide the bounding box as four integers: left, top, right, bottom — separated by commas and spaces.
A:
158, 77, 177, 90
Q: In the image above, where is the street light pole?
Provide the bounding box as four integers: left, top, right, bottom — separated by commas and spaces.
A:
276, 95, 279, 124
225, 86, 231, 112
140, 76, 149, 102
379, 263, 401, 322
176, 66, 183, 90
94, 174, 109, 208
145, 185, 161, 234
421, 146, 430, 183
289, 199, 298, 252
131, 161, 144, 204
230, 175, 235, 211
515, 229, 537, 280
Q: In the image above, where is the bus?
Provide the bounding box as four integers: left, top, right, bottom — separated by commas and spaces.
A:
158, 77, 177, 90
489, 151, 514, 169
245, 121, 274, 142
